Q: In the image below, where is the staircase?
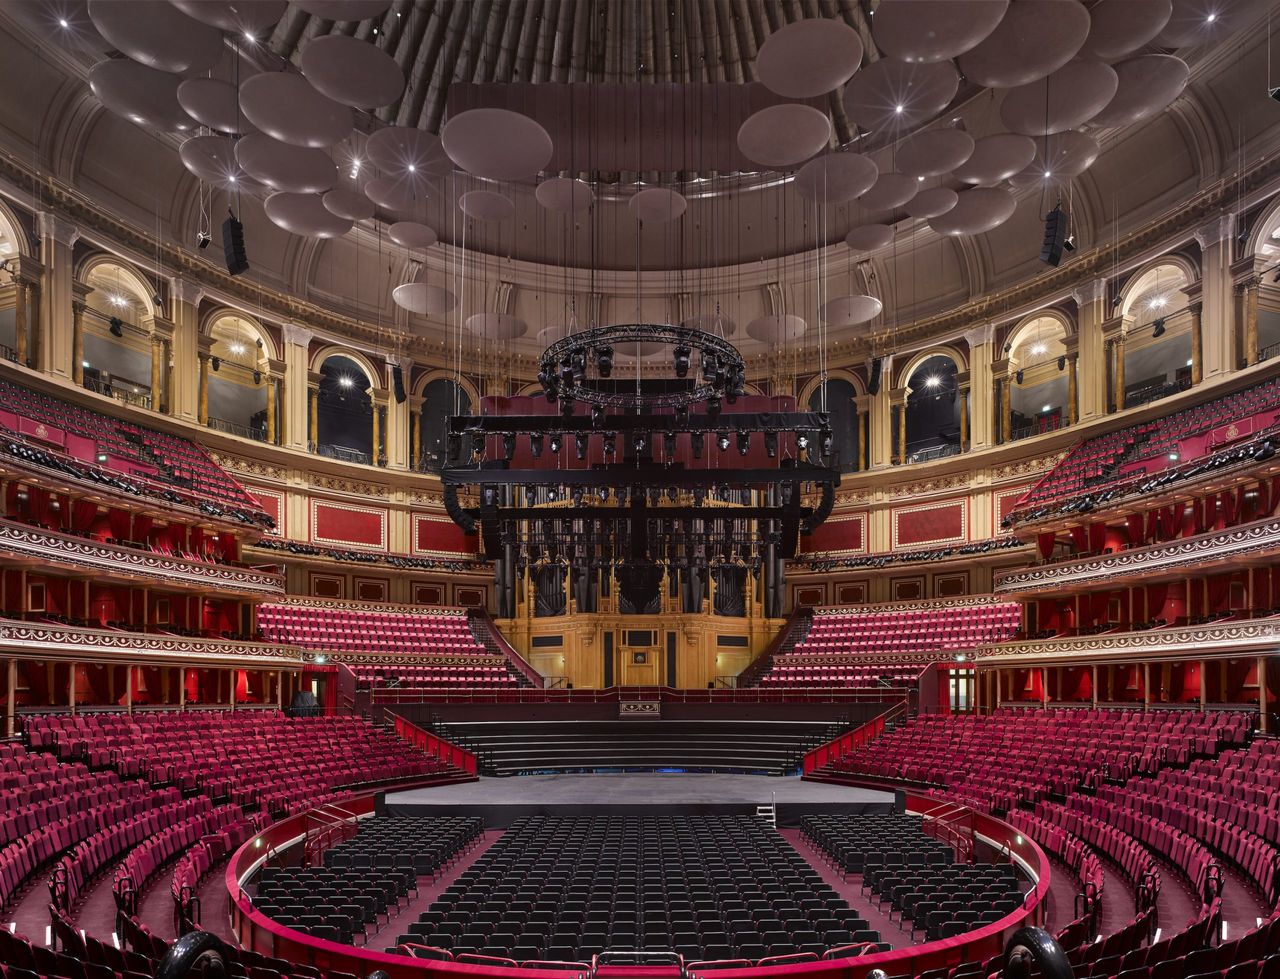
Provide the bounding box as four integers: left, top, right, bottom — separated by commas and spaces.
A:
735, 608, 814, 688
468, 611, 541, 687
755, 802, 776, 828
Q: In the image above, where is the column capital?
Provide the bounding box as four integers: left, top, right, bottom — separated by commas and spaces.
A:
963, 324, 994, 348
267, 357, 287, 375
37, 211, 78, 248
1071, 277, 1107, 306
954, 370, 971, 389
1193, 212, 1235, 250
150, 316, 175, 342
197, 335, 215, 357
888, 386, 909, 408
283, 323, 315, 347
171, 277, 204, 307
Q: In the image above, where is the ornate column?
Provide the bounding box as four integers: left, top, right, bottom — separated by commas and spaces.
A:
991, 353, 1011, 443
1071, 279, 1108, 420
864, 370, 893, 470
1195, 215, 1237, 379
955, 370, 970, 450
409, 395, 424, 470
266, 357, 285, 445
71, 298, 87, 386
1112, 334, 1127, 412
371, 392, 385, 466
308, 372, 321, 448
1188, 299, 1204, 384
384, 356, 412, 471
1233, 260, 1263, 367
281, 324, 314, 450
265, 372, 277, 445
169, 279, 202, 422
1064, 341, 1080, 426
889, 387, 908, 465
196, 341, 212, 425
38, 214, 77, 375
965, 326, 995, 449
12, 278, 27, 366
150, 334, 163, 411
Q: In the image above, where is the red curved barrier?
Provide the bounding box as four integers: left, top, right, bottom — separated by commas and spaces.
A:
227, 783, 1050, 979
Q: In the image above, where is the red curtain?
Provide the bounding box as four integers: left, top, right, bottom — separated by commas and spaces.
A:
1038, 532, 1056, 560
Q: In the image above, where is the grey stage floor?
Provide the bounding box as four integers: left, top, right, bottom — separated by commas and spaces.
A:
386, 773, 893, 807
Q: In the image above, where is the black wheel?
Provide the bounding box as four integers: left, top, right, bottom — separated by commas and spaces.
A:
1004, 926, 1075, 979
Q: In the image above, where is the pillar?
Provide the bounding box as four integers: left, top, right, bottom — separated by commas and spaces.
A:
956, 371, 971, 450
964, 327, 996, 448
309, 384, 319, 447
265, 373, 277, 444
5, 659, 14, 738
197, 351, 210, 425
385, 358, 411, 471
409, 398, 422, 470
1189, 301, 1204, 385
170, 279, 202, 421
150, 334, 164, 411
1195, 215, 1237, 379
371, 397, 383, 465
1240, 274, 1260, 367
1063, 341, 1080, 426
890, 388, 908, 464
1072, 279, 1109, 420
38, 212, 77, 378
1259, 656, 1269, 734
853, 393, 874, 470
1200, 660, 1207, 709
1111, 335, 1127, 412
13, 279, 27, 366
71, 300, 86, 385
281, 324, 314, 450
864, 384, 892, 470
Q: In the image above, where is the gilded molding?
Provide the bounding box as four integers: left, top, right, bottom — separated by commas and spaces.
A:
0, 620, 303, 666
330, 652, 504, 667
977, 620, 1280, 666
267, 595, 469, 617
0, 519, 285, 596
814, 595, 1014, 616
995, 516, 1280, 595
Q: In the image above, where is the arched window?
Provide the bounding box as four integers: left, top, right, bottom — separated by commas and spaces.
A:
206, 313, 271, 440
1119, 263, 1193, 409
420, 378, 472, 472
1007, 315, 1070, 440
809, 378, 860, 473
0, 208, 26, 361
316, 354, 374, 463
80, 261, 156, 409
903, 354, 960, 463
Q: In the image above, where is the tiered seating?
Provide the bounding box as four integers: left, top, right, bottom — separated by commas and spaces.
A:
348, 663, 521, 691
258, 604, 483, 657
752, 602, 1019, 689
403, 814, 881, 964
821, 708, 1250, 813
0, 376, 267, 523
255, 816, 482, 943
27, 711, 463, 815
1011, 375, 1280, 521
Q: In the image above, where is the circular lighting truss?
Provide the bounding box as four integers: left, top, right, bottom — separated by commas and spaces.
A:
538, 323, 745, 411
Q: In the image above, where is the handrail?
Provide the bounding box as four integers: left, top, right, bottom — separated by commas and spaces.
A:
372, 684, 912, 706
472, 608, 544, 687
735, 606, 809, 688
393, 714, 478, 775
801, 700, 904, 774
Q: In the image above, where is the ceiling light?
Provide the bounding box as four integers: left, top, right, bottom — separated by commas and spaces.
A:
1206, 12, 1217, 22
894, 104, 904, 114
1168, 451, 1180, 461
229, 343, 245, 355
1186, 358, 1194, 367
1042, 404, 1052, 413
1148, 295, 1167, 310
243, 30, 255, 42
924, 375, 941, 388
1043, 170, 1052, 179
338, 375, 354, 389
109, 294, 127, 307
58, 17, 68, 27
1031, 343, 1047, 355
228, 174, 237, 183
407, 163, 417, 172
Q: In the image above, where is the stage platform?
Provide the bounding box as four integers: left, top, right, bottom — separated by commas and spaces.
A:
381, 773, 896, 827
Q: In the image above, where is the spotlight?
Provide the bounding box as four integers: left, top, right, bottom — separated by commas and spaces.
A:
819, 428, 833, 457
591, 404, 605, 427
717, 432, 731, 452
1014, 369, 1024, 384
663, 431, 677, 460
691, 432, 703, 459
604, 433, 617, 456
503, 433, 516, 461
525, 487, 538, 506
196, 230, 211, 249
211, 356, 221, 372
570, 347, 587, 381
575, 432, 588, 460
764, 431, 778, 458
530, 433, 544, 458
447, 433, 462, 461
796, 432, 810, 451
471, 432, 485, 458
1063, 234, 1076, 252
559, 357, 575, 385
706, 396, 721, 420
106, 317, 124, 338
1057, 355, 1066, 371
252, 369, 262, 384
1270, 86, 1280, 103
702, 354, 719, 383
1254, 440, 1275, 461
559, 395, 575, 417
151, 294, 163, 308
595, 345, 614, 378
1152, 318, 1166, 338
736, 431, 751, 456
675, 404, 689, 427
549, 433, 562, 454
674, 345, 691, 377
633, 432, 648, 455
538, 367, 557, 401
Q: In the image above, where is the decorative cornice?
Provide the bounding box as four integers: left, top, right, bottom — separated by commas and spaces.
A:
332, 652, 504, 668
996, 515, 1280, 595
0, 519, 285, 596
814, 595, 1016, 616
207, 452, 289, 483
977, 619, 1280, 667
0, 620, 304, 666
776, 650, 970, 667
267, 595, 468, 617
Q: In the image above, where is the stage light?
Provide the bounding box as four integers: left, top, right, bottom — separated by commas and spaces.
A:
663, 431, 677, 460
591, 404, 605, 427
196, 231, 211, 249
1057, 355, 1066, 371
1152, 318, 1166, 338
530, 433, 544, 458
211, 356, 221, 372
447, 433, 461, 461
706, 396, 721, 420
702, 354, 719, 383
503, 433, 516, 461
471, 432, 485, 458
764, 431, 778, 458
1254, 440, 1275, 461
797, 432, 810, 451
253, 369, 262, 384
674, 345, 691, 377
538, 368, 557, 401
596, 345, 614, 377
603, 433, 616, 456
717, 432, 731, 452
736, 431, 751, 456
575, 432, 588, 460
570, 347, 587, 380
1014, 369, 1024, 384
675, 404, 689, 427
549, 433, 562, 453
633, 432, 648, 455
559, 394, 575, 417
820, 428, 833, 457
108, 317, 124, 338
525, 487, 537, 506
559, 357, 575, 385
691, 432, 703, 459
481, 484, 498, 507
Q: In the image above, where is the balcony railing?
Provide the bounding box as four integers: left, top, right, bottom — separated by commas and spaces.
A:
905, 443, 961, 464
83, 375, 152, 410
0, 342, 15, 364
316, 443, 370, 465
208, 416, 267, 442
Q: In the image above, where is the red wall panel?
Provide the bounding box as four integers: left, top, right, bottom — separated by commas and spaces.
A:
801, 513, 865, 554
413, 513, 476, 555
311, 501, 387, 550
893, 499, 967, 549
244, 485, 285, 535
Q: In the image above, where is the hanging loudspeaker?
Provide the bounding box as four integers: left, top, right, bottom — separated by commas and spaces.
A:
222, 210, 249, 276
392, 365, 406, 403
868, 357, 882, 395
1041, 204, 1068, 267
